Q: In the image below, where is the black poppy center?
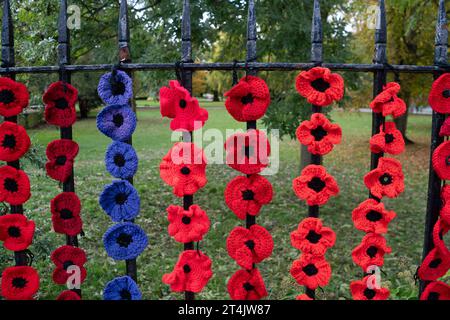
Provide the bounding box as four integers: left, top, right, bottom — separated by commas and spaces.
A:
245, 240, 255, 250
379, 173, 392, 186
243, 282, 254, 291
311, 126, 328, 141
241, 94, 254, 105
306, 230, 322, 244
366, 210, 383, 222
446, 155, 450, 166
114, 154, 126, 167
60, 208, 74, 220
63, 260, 74, 270
119, 289, 132, 300
366, 246, 378, 258
55, 98, 69, 110
0, 89, 15, 104
385, 133, 395, 144
303, 263, 318, 276
12, 277, 27, 289
311, 78, 330, 92
308, 177, 326, 192
183, 264, 191, 273
7, 226, 21, 238
111, 81, 126, 96
429, 258, 442, 269
2, 134, 16, 149
242, 189, 255, 201
179, 99, 187, 109
180, 166, 191, 175
56, 155, 67, 165
182, 216, 191, 225
363, 288, 376, 300
112, 114, 124, 127
115, 192, 128, 205
4, 178, 18, 192
442, 90, 450, 99
116, 232, 133, 248
428, 292, 440, 300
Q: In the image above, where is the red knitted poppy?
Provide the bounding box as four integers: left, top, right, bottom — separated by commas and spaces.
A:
369, 82, 406, 118
296, 293, 314, 300
224, 75, 271, 122
296, 113, 342, 156
290, 217, 336, 256
370, 122, 405, 155
45, 139, 79, 183
292, 165, 339, 206
227, 268, 268, 300
418, 247, 450, 281
1, 266, 39, 300
56, 290, 81, 300
420, 281, 450, 300
429, 73, 450, 114
350, 276, 390, 300
432, 141, 450, 180
159, 80, 208, 131
0, 214, 35, 251
0, 77, 30, 117
439, 117, 450, 137
167, 204, 210, 243
162, 250, 213, 293
295, 67, 344, 107
43, 81, 78, 128
226, 224, 273, 270
0, 121, 30, 162
160, 142, 207, 197
290, 254, 331, 290
433, 219, 449, 257
51, 245, 87, 285
224, 174, 273, 220
224, 129, 271, 175
351, 199, 396, 234
352, 233, 391, 271
364, 157, 404, 199
441, 185, 450, 225
50, 192, 83, 236
0, 165, 31, 205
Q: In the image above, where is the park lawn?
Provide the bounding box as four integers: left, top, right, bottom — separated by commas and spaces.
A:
0, 104, 444, 300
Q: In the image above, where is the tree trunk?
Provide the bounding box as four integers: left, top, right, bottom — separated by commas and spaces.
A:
213, 90, 220, 102
79, 99, 89, 119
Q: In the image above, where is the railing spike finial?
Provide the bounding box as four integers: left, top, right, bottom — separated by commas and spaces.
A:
2, 0, 14, 68
118, 0, 131, 62
311, 0, 323, 63
434, 0, 448, 65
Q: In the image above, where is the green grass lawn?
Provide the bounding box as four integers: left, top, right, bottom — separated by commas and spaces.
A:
1, 103, 446, 300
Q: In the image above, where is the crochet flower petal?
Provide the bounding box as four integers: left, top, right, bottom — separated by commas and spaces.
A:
0, 165, 31, 205
0, 77, 30, 117
429, 73, 450, 114
420, 281, 450, 300
105, 141, 138, 179
0, 121, 30, 162
103, 276, 142, 300
103, 222, 148, 260
1, 266, 39, 300
99, 180, 140, 222
351, 199, 396, 234
432, 141, 450, 180
227, 268, 268, 300
167, 204, 210, 243
290, 254, 331, 289
350, 276, 390, 300
43, 81, 78, 127
352, 233, 392, 271
50, 192, 83, 236
364, 157, 404, 199
290, 217, 336, 256
97, 70, 133, 105
96, 104, 136, 142
0, 214, 35, 251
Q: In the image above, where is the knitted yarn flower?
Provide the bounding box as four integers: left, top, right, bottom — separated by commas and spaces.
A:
50, 192, 83, 236
159, 80, 208, 131
43, 81, 78, 127
295, 67, 344, 107
0, 214, 35, 251
160, 142, 207, 197
441, 185, 450, 225
96, 104, 137, 142
351, 199, 396, 234
57, 290, 81, 300
227, 268, 268, 300
364, 157, 404, 199
290, 217, 336, 256
45, 139, 79, 182
290, 254, 332, 290
226, 224, 274, 270
296, 113, 342, 156
417, 247, 450, 281
369, 82, 406, 118
429, 73, 450, 114
224, 174, 273, 220
292, 165, 339, 206
105, 141, 138, 179
351, 233, 392, 271
103, 276, 142, 300
98, 70, 133, 105
296, 294, 313, 300
162, 250, 213, 293
369, 122, 405, 155
51, 245, 87, 285
103, 222, 148, 260
99, 180, 140, 222
0, 165, 31, 205
350, 276, 390, 300
224, 129, 271, 175
440, 117, 450, 137
167, 204, 210, 243
0, 121, 30, 162
1, 266, 39, 300
0, 77, 29, 117
432, 219, 449, 257
420, 281, 450, 300
432, 141, 450, 180
224, 75, 271, 122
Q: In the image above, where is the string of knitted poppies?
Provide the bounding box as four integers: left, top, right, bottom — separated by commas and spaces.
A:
42, 81, 86, 300
289, 67, 343, 300
0, 77, 40, 300
222, 74, 274, 300
348, 81, 406, 300
97, 68, 148, 300
417, 74, 450, 300
159, 79, 212, 299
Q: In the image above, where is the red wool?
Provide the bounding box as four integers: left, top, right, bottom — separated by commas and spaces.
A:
1, 266, 39, 300
369, 122, 405, 155
0, 77, 30, 117
432, 219, 449, 257
439, 117, 450, 137
0, 214, 35, 251
290, 253, 332, 290
51, 245, 87, 285
227, 268, 268, 300
417, 247, 450, 281
429, 73, 450, 114
43, 81, 78, 128
0, 121, 30, 162
45, 139, 79, 183
167, 204, 210, 243
369, 82, 406, 118
0, 165, 31, 205
56, 290, 81, 300
290, 217, 336, 256
441, 185, 450, 225
351, 233, 392, 271
50, 192, 83, 236
364, 157, 404, 199
432, 141, 450, 180
296, 294, 313, 300
420, 281, 450, 300
351, 199, 396, 234
350, 276, 390, 300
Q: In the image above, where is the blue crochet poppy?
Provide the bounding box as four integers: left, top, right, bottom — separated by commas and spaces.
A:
103, 222, 148, 260
99, 180, 140, 222
97, 70, 133, 105
105, 141, 138, 179
103, 276, 142, 300
96, 104, 136, 142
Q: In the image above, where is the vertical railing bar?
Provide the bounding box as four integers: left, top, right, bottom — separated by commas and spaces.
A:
420, 0, 448, 296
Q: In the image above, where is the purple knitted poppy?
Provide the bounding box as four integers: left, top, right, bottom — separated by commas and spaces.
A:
96, 104, 137, 142
98, 70, 133, 105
